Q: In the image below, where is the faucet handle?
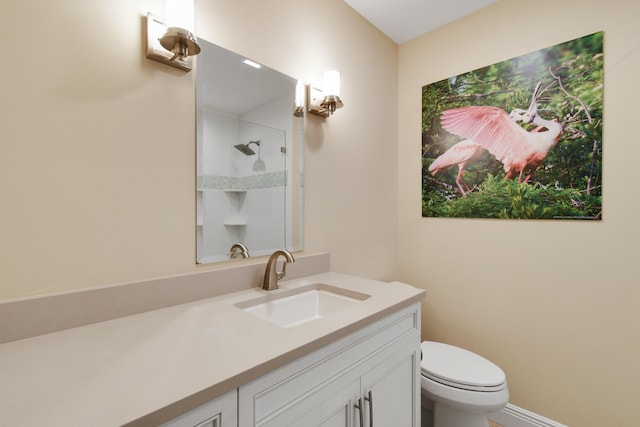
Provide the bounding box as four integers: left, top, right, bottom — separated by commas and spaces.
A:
275, 261, 289, 280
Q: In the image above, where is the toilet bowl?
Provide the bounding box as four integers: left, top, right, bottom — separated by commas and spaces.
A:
420, 341, 509, 427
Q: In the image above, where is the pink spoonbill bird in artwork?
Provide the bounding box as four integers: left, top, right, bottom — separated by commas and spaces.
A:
429, 83, 563, 195
428, 120, 546, 196
428, 139, 487, 197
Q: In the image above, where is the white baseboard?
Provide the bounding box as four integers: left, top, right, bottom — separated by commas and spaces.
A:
489, 403, 568, 427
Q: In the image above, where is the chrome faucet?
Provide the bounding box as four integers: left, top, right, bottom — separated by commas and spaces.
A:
229, 243, 250, 259
262, 250, 295, 291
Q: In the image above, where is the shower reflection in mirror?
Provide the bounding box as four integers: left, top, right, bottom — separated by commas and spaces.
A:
196, 39, 303, 264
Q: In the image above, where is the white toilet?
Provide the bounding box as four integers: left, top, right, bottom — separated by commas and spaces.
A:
420, 341, 509, 427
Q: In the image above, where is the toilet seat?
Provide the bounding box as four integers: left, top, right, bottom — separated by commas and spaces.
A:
421, 341, 506, 392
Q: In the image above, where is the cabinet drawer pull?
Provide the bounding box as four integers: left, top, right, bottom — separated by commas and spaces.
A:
365, 390, 373, 426
355, 397, 365, 427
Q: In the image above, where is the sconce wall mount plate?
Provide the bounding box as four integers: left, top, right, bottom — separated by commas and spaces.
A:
145, 13, 197, 72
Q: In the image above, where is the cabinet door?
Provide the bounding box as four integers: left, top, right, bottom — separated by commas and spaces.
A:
272, 342, 420, 427
265, 378, 361, 427
159, 390, 238, 427
361, 342, 421, 427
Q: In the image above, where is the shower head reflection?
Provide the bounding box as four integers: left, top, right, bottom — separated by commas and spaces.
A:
233, 140, 260, 156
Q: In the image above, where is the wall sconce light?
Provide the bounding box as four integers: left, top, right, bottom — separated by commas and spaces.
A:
145, 0, 200, 72
294, 81, 305, 117
308, 70, 344, 117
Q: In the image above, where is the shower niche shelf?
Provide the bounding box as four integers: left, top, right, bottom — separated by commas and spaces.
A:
224, 190, 247, 214
223, 217, 247, 226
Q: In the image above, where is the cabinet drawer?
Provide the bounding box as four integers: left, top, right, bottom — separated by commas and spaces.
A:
239, 303, 420, 425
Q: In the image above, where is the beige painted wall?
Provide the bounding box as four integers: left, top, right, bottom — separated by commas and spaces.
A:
3, 0, 638, 425
0, 0, 398, 300
398, 1, 640, 426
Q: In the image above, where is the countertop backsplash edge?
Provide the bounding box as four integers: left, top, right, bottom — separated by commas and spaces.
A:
0, 252, 330, 343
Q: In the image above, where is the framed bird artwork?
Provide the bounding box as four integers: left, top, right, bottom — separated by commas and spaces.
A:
422, 31, 603, 220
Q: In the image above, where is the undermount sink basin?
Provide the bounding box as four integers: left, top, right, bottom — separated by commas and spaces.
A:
236, 283, 370, 328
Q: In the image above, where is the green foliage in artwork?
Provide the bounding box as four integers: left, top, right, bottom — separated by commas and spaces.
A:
421, 32, 603, 220
422, 175, 602, 219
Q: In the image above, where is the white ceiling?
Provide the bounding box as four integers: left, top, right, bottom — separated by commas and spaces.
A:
344, 0, 498, 44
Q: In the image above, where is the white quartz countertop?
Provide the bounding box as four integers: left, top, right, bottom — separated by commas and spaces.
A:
0, 272, 425, 426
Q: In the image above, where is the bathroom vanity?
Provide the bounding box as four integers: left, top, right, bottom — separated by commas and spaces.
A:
239, 301, 420, 427
162, 302, 419, 427
0, 272, 424, 426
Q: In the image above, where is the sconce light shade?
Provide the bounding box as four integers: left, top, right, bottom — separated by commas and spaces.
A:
165, 0, 195, 30
145, 0, 200, 72
323, 71, 341, 98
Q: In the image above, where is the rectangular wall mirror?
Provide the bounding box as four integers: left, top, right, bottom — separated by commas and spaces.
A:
196, 39, 304, 264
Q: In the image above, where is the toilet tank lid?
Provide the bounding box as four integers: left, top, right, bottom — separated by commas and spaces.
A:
421, 341, 506, 388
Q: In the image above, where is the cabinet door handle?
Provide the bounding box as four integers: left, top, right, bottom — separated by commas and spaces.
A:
365, 390, 373, 426
355, 397, 365, 427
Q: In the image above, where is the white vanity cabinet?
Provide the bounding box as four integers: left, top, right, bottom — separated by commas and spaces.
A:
238, 302, 421, 427
160, 390, 237, 427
